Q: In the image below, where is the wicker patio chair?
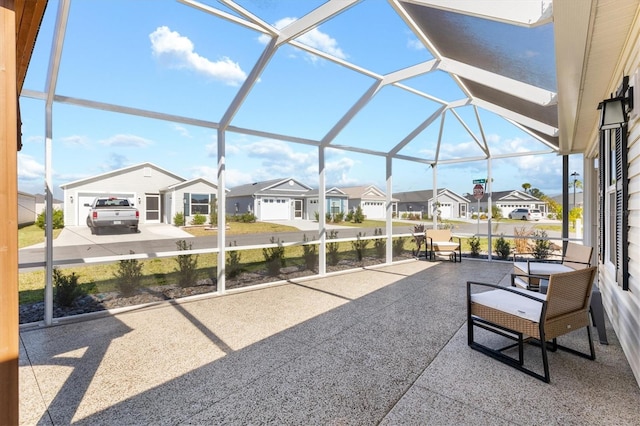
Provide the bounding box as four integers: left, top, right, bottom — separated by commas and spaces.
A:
425, 229, 462, 262
467, 266, 597, 383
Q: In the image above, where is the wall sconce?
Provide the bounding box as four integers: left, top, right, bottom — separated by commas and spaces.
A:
70, 195, 73, 203
598, 75, 634, 130
138, 197, 141, 204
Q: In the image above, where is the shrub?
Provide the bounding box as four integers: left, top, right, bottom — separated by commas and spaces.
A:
226, 241, 243, 279
353, 206, 365, 223
491, 205, 503, 221
314, 211, 320, 222
240, 212, 256, 223
333, 211, 344, 223
326, 212, 332, 222
351, 232, 369, 261
302, 234, 318, 271
468, 236, 481, 257
513, 225, 533, 254
345, 210, 354, 222
173, 212, 185, 226
53, 268, 86, 307
374, 228, 386, 258
494, 234, 511, 260
36, 208, 64, 230
327, 230, 340, 266
175, 239, 199, 288
392, 237, 405, 257
191, 214, 207, 225
113, 250, 143, 296
532, 230, 552, 259
263, 237, 285, 276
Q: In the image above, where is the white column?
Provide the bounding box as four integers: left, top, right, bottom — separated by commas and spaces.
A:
318, 147, 326, 275
217, 129, 226, 293
386, 156, 393, 263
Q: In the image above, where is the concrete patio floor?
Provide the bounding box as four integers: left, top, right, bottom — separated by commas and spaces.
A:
19, 260, 640, 425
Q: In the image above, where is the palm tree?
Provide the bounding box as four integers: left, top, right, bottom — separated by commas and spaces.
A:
522, 183, 531, 193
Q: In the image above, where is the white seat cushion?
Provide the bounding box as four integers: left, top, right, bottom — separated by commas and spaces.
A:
471, 288, 546, 322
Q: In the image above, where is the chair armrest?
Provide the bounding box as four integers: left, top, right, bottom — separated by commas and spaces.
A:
510, 272, 549, 291
467, 280, 547, 303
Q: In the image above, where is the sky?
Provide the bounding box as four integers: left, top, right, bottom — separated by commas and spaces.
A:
17, 0, 582, 201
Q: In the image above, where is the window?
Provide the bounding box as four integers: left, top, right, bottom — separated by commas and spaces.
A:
191, 193, 210, 215
599, 126, 629, 290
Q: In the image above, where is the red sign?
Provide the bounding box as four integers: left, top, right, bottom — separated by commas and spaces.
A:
473, 184, 484, 200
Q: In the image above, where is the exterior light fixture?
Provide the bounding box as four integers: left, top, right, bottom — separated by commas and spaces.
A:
598, 76, 634, 130
70, 195, 73, 203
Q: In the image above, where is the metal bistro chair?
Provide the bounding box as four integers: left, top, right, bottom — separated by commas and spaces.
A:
467, 267, 598, 383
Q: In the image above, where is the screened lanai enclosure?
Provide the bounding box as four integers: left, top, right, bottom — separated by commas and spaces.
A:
17, 0, 595, 327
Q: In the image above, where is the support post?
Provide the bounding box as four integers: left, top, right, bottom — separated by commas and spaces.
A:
1, 1, 20, 423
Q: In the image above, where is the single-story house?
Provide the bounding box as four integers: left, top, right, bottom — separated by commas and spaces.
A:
305, 187, 348, 220
225, 178, 312, 221
393, 189, 469, 219
339, 185, 397, 220
34, 193, 63, 217
17, 191, 36, 227
466, 190, 548, 218
60, 162, 218, 226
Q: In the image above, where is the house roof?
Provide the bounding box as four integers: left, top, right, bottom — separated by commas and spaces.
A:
394, 188, 467, 203
306, 187, 348, 197
60, 162, 185, 189
465, 189, 545, 204
227, 178, 312, 198
164, 177, 219, 192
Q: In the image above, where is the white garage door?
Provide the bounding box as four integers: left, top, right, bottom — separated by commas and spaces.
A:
363, 201, 385, 219
260, 198, 290, 220
77, 195, 99, 226
439, 203, 452, 219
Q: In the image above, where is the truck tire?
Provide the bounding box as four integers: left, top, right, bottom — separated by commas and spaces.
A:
131, 226, 138, 233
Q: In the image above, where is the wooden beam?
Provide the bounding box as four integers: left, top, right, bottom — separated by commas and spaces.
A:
1, 1, 20, 424
15, 0, 47, 93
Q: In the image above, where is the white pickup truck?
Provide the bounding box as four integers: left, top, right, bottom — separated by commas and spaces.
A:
85, 197, 139, 235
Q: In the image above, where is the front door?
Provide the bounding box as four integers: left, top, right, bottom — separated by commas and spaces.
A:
145, 194, 160, 223
294, 199, 303, 219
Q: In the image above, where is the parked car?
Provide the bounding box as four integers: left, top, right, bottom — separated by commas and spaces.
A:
85, 196, 139, 234
508, 208, 542, 221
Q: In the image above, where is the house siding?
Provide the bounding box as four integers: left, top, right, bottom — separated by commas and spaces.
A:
595, 16, 640, 386
62, 164, 185, 226
17, 192, 36, 226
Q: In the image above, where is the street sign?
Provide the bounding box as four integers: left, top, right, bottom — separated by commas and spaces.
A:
473, 183, 484, 200
473, 179, 486, 184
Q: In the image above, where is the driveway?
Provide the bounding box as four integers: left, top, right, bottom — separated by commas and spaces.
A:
29, 224, 194, 248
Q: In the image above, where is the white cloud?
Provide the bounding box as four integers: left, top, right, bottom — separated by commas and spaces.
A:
172, 124, 191, 138
17, 153, 45, 180
100, 134, 152, 148
407, 38, 424, 50
150, 26, 247, 86
60, 135, 90, 148
259, 17, 348, 61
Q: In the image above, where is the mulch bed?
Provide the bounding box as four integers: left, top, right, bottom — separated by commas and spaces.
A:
19, 255, 413, 325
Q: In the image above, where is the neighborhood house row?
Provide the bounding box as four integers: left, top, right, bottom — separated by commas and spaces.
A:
20, 162, 549, 227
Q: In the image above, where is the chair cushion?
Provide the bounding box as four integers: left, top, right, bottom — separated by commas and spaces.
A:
471, 288, 546, 322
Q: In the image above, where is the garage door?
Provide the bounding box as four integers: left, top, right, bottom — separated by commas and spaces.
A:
439, 203, 452, 219
363, 201, 385, 219
260, 198, 290, 220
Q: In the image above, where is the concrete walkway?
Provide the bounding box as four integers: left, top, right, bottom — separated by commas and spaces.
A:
19, 260, 640, 425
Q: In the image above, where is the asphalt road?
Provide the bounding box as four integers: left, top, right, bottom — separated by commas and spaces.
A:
18, 219, 565, 269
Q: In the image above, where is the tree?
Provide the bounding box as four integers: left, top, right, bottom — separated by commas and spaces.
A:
521, 182, 531, 193
530, 188, 545, 199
